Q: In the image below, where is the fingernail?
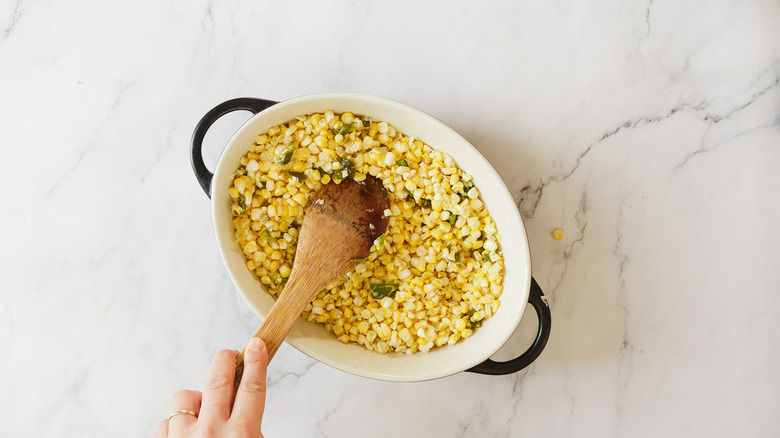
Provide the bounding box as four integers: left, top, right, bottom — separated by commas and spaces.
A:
248, 337, 264, 353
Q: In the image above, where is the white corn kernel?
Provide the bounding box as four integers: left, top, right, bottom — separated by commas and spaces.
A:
384, 151, 396, 167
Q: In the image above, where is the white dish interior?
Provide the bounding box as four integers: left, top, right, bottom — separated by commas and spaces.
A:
211, 92, 531, 381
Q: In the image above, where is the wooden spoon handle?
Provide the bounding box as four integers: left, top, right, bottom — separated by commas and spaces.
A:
233, 272, 328, 392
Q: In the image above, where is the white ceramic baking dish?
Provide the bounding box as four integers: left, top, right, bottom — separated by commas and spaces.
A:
190, 93, 550, 381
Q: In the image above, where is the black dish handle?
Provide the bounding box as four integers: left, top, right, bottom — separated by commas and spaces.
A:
191, 97, 278, 198
467, 277, 551, 375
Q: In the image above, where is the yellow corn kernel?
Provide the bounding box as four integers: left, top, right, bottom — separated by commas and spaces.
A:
293, 193, 306, 206
243, 241, 258, 254
234, 178, 246, 193
552, 229, 564, 240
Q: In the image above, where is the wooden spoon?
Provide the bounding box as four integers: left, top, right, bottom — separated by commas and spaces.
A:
234, 176, 389, 390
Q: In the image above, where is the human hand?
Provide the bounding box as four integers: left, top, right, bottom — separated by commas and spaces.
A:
155, 337, 268, 438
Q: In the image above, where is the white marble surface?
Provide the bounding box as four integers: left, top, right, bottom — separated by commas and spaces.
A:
2, 0, 779, 436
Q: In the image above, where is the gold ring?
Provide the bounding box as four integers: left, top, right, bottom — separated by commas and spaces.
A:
168, 409, 198, 420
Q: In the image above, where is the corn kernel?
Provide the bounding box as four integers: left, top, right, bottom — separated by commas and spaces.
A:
243, 241, 258, 254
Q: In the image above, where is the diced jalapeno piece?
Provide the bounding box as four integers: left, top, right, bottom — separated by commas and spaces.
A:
287, 171, 307, 182
260, 231, 275, 243
370, 234, 386, 251
370, 282, 397, 300
339, 157, 356, 179
277, 143, 296, 164
333, 123, 355, 136
447, 245, 461, 263
396, 158, 409, 167
370, 234, 385, 251
234, 198, 246, 215
447, 212, 457, 226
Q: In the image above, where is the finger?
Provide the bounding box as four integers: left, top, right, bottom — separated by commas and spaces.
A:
167, 390, 201, 431
153, 419, 168, 438
199, 349, 239, 422
231, 337, 268, 432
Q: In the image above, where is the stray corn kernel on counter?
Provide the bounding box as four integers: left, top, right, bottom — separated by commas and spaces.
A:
230, 111, 504, 354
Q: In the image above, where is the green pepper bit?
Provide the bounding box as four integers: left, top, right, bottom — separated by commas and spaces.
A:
260, 231, 275, 243
370, 282, 398, 300
333, 122, 356, 136
339, 157, 356, 179
234, 197, 246, 215
277, 143, 297, 164
370, 234, 386, 251
447, 245, 461, 263
457, 180, 474, 203
287, 171, 307, 182
447, 212, 457, 226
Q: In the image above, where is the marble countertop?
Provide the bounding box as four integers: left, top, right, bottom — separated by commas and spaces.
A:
2, 1, 779, 437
